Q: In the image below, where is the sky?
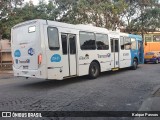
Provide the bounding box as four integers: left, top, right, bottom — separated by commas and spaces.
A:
24, 0, 48, 5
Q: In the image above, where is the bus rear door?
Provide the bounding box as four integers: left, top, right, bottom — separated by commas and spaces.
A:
138, 41, 144, 64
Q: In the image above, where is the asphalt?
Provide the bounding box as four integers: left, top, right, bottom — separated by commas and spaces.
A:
0, 64, 160, 120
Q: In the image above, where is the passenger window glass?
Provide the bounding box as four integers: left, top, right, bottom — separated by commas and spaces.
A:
110, 38, 119, 52
111, 39, 114, 52
145, 36, 152, 42
120, 36, 124, 50
80, 31, 96, 50
48, 27, 59, 50
61, 34, 67, 55
115, 39, 119, 52
96, 34, 109, 50
131, 38, 137, 50
28, 26, 36, 33
153, 35, 160, 42
124, 37, 131, 50
69, 34, 76, 54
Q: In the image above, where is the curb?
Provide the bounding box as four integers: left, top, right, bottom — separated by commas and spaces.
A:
0, 71, 13, 74
151, 85, 160, 96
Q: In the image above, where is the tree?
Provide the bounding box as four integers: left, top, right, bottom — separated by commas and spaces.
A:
0, 0, 58, 39
0, 0, 24, 39
56, 0, 127, 30
124, 0, 160, 37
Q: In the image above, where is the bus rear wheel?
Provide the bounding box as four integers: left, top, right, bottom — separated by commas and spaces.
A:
89, 62, 100, 79
132, 59, 138, 70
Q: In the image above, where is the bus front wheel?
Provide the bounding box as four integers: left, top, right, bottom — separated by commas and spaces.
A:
89, 62, 100, 79
155, 59, 159, 64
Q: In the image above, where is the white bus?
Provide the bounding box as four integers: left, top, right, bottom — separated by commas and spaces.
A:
11, 19, 144, 80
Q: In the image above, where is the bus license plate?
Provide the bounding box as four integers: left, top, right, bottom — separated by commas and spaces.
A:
23, 66, 28, 69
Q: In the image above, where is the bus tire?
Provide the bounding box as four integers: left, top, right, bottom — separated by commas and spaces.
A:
132, 59, 138, 70
89, 62, 100, 79
155, 59, 159, 64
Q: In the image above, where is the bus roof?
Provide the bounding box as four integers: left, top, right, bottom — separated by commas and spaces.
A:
12, 19, 109, 33
129, 34, 142, 41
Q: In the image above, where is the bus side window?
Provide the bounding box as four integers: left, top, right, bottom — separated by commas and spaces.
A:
69, 34, 76, 54
47, 27, 59, 50
131, 38, 137, 50
115, 39, 119, 52
96, 33, 109, 50
79, 31, 96, 50
124, 37, 131, 50
61, 34, 67, 55
111, 39, 114, 52
120, 36, 124, 50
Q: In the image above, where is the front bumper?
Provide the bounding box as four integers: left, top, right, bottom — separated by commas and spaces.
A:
144, 58, 157, 63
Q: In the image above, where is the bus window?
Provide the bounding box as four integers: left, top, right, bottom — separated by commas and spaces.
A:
48, 27, 59, 50
110, 38, 119, 52
111, 39, 114, 52
80, 31, 96, 50
131, 38, 137, 50
69, 34, 76, 54
61, 34, 67, 55
115, 40, 119, 52
124, 37, 131, 50
120, 36, 124, 50
96, 33, 109, 50
153, 35, 160, 42
145, 36, 152, 42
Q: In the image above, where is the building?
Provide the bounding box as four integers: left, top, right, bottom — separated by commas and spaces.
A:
0, 39, 12, 70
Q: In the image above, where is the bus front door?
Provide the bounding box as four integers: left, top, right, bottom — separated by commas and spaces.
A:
61, 34, 77, 77
111, 38, 119, 68
138, 41, 144, 64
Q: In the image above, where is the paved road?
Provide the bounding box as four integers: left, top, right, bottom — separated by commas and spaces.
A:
0, 64, 160, 120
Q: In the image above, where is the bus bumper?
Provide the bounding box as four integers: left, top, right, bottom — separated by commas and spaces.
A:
12, 65, 47, 79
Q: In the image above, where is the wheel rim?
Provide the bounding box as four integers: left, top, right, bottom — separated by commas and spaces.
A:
156, 60, 158, 64
91, 65, 97, 75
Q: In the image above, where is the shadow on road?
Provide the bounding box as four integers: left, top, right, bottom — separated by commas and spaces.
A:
19, 67, 132, 90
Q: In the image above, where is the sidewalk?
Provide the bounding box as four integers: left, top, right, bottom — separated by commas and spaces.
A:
0, 70, 13, 79
134, 86, 160, 120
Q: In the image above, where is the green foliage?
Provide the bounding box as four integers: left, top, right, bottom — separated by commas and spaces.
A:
125, 0, 160, 34
59, 0, 128, 30
0, 0, 160, 39
0, 0, 58, 39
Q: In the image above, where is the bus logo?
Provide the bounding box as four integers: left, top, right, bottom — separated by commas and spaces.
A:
51, 54, 61, 62
14, 50, 21, 57
19, 59, 30, 64
97, 53, 111, 58
28, 48, 35, 56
